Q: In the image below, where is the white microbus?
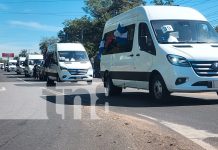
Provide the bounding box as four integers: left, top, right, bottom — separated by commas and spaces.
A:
16, 57, 26, 74
45, 43, 93, 85
7, 60, 17, 72
100, 6, 218, 100
24, 54, 43, 77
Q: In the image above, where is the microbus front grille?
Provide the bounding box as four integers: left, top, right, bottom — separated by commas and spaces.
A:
190, 61, 218, 77
68, 69, 88, 75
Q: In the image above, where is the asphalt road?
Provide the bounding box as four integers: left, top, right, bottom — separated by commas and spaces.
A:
0, 69, 218, 150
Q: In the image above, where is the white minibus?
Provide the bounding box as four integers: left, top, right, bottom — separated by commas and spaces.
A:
16, 57, 26, 74
100, 6, 218, 100
45, 43, 93, 85
24, 54, 43, 77
7, 60, 17, 72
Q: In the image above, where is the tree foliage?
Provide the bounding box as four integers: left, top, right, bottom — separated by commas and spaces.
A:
18, 49, 28, 57
83, 0, 146, 21
151, 0, 174, 5
39, 37, 58, 56
215, 26, 218, 32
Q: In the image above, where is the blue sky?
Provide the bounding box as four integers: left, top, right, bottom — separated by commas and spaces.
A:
0, 0, 218, 56
0, 0, 86, 56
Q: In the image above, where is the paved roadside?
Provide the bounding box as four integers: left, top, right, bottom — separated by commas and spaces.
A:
0, 70, 208, 149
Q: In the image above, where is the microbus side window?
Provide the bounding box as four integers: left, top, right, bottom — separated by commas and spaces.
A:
138, 23, 156, 55
102, 24, 135, 55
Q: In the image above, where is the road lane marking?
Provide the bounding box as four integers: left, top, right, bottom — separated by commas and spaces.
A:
17, 78, 31, 84
0, 87, 6, 92
137, 113, 218, 150
136, 113, 158, 121
41, 87, 64, 96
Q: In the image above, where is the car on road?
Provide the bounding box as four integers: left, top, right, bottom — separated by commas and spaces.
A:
24, 54, 43, 77
100, 6, 218, 100
7, 60, 17, 72
0, 63, 4, 70
16, 57, 26, 75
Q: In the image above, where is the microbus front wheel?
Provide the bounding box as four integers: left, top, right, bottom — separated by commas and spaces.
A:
87, 80, 92, 85
150, 74, 170, 101
46, 76, 55, 87
105, 76, 122, 97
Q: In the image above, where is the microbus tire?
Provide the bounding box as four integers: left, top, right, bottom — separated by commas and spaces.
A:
150, 74, 170, 101
57, 75, 63, 82
46, 76, 55, 87
24, 73, 28, 77
87, 80, 92, 85
105, 76, 122, 97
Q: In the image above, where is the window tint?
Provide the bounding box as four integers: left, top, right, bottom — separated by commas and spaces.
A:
138, 23, 156, 55
102, 24, 135, 55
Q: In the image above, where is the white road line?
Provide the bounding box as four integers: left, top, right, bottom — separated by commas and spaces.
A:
136, 113, 158, 121
17, 78, 31, 84
41, 87, 64, 96
137, 113, 218, 150
0, 87, 6, 92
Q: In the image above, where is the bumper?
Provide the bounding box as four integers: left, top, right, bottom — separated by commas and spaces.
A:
59, 69, 93, 82
17, 68, 24, 73
163, 66, 218, 92
8, 68, 16, 72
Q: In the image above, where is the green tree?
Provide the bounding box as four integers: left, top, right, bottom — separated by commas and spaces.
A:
215, 26, 218, 32
151, 0, 174, 5
58, 16, 103, 57
14, 56, 19, 60
83, 0, 146, 21
39, 37, 58, 56
19, 49, 28, 57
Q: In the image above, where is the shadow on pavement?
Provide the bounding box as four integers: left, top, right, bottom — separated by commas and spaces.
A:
41, 86, 218, 107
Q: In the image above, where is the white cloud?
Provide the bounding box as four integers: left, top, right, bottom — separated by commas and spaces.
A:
0, 4, 8, 10
9, 20, 62, 32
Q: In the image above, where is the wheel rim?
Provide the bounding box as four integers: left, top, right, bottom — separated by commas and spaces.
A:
153, 80, 163, 99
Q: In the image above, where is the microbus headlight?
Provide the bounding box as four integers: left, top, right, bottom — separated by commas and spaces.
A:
167, 54, 190, 67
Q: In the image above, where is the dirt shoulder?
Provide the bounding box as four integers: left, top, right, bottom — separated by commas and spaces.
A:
79, 106, 204, 150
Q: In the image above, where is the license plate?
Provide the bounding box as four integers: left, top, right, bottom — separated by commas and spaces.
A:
213, 81, 218, 88
75, 77, 82, 79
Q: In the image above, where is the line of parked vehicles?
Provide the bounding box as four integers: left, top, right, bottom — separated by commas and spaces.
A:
1, 43, 94, 86
2, 5, 218, 100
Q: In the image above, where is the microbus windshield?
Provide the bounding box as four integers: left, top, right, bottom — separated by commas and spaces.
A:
58, 51, 89, 62
29, 59, 43, 65
8, 62, 16, 65
151, 20, 218, 44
